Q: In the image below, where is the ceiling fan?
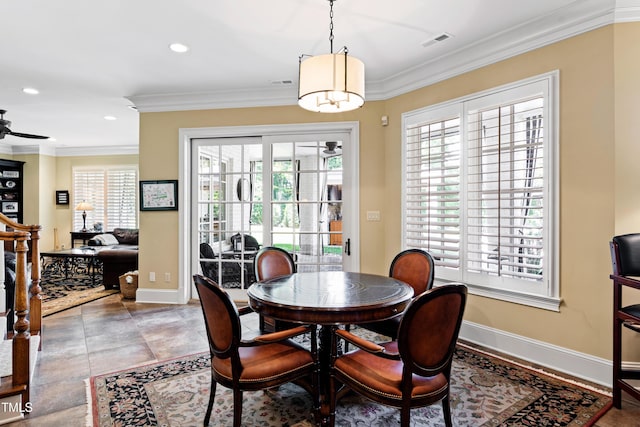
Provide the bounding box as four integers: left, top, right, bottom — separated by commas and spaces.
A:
0, 109, 49, 140
297, 141, 343, 157
322, 141, 342, 155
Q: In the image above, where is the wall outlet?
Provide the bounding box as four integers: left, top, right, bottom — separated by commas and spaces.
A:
164, 272, 171, 282
149, 272, 156, 282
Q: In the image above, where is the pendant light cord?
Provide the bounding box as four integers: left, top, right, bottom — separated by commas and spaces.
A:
329, 0, 334, 53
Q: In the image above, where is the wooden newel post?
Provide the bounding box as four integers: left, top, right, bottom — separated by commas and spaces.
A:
27, 225, 42, 338
12, 234, 31, 403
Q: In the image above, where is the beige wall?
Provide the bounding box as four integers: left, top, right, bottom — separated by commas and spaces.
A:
140, 23, 638, 361
613, 23, 640, 357
15, 153, 57, 250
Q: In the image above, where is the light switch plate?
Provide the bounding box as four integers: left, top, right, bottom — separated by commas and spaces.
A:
367, 211, 381, 221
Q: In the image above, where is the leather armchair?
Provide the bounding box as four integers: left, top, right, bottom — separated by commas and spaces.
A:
193, 274, 319, 426
329, 284, 467, 427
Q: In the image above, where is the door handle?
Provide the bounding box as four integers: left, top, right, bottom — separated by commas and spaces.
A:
344, 238, 351, 256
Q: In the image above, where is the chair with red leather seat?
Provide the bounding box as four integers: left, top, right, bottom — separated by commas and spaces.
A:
193, 274, 319, 427
328, 284, 467, 427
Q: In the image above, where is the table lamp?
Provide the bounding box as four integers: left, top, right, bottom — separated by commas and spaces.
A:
75, 201, 94, 232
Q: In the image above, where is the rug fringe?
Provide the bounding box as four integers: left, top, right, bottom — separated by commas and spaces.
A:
84, 378, 93, 427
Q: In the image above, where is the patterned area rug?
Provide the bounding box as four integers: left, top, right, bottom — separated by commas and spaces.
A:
40, 262, 118, 317
87, 340, 612, 426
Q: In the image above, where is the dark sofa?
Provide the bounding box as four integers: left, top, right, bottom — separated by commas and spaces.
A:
89, 228, 138, 290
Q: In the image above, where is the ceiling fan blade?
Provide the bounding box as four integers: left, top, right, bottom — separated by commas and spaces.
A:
8, 130, 49, 139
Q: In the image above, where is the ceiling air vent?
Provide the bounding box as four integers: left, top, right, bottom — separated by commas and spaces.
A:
421, 32, 453, 48
271, 80, 294, 86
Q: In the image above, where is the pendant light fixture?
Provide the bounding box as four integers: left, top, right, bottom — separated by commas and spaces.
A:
298, 0, 365, 113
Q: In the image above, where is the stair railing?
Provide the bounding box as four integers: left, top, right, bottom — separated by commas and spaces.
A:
0, 212, 42, 407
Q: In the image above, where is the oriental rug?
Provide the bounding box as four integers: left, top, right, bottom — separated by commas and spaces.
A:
87, 342, 612, 427
40, 268, 118, 317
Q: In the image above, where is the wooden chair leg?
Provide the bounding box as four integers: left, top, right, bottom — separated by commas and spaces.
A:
204, 379, 216, 426
400, 405, 410, 427
442, 395, 453, 427
613, 316, 623, 408
233, 389, 243, 427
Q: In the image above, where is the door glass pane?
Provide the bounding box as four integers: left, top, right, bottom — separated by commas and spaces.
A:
197, 138, 345, 296
271, 140, 343, 272
197, 143, 262, 292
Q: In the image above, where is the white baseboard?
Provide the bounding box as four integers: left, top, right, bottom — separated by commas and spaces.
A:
134, 288, 181, 304
460, 320, 614, 388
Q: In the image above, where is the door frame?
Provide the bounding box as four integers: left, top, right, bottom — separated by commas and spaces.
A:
178, 121, 360, 303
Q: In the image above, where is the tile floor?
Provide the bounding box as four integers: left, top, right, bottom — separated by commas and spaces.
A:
4, 293, 640, 426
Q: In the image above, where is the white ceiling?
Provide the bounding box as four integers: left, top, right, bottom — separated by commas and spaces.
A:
0, 0, 629, 154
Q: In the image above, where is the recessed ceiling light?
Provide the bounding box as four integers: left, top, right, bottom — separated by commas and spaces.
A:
169, 43, 189, 53
104, 115, 117, 121
22, 87, 39, 95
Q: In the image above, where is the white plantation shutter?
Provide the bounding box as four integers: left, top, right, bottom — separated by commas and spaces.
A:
466, 98, 544, 283
405, 116, 461, 270
403, 72, 558, 309
106, 169, 138, 229
73, 167, 138, 231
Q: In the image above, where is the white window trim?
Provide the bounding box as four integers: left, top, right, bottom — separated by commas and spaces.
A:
402, 71, 560, 311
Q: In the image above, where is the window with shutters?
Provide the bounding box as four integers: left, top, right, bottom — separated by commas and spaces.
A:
73, 166, 138, 231
402, 72, 559, 310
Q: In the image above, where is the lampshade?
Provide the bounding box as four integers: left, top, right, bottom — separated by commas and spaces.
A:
297, 0, 365, 113
75, 201, 93, 211
298, 52, 365, 113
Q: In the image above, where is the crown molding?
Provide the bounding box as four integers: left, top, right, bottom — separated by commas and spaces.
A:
2, 143, 138, 157
52, 145, 139, 157
6, 144, 57, 156
131, 0, 639, 113
129, 86, 298, 113
615, 0, 640, 21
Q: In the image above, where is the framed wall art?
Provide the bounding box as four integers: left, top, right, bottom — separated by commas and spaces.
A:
140, 180, 178, 211
56, 190, 70, 205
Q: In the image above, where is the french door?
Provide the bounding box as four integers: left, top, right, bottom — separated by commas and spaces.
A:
192, 126, 358, 301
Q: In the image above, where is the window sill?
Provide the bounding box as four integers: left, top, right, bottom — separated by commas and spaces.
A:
434, 279, 562, 312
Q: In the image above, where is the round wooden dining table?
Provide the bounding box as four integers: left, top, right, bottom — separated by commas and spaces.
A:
247, 271, 414, 425
247, 271, 414, 325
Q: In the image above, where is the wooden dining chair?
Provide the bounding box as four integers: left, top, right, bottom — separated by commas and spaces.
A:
328, 284, 467, 427
253, 246, 297, 332
359, 248, 435, 339
193, 274, 319, 427
609, 234, 640, 408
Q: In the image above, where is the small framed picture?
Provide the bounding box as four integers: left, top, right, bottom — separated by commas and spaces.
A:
56, 190, 69, 205
2, 192, 17, 201
2, 170, 19, 178
2, 201, 18, 213
140, 180, 178, 211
